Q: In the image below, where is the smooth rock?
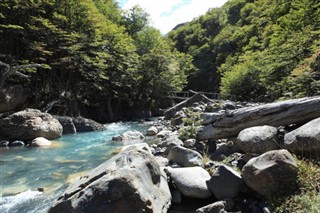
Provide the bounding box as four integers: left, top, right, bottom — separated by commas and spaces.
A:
121, 142, 152, 153
31, 137, 52, 147
0, 109, 62, 140
283, 117, 320, 153
0, 140, 9, 147
158, 134, 183, 155
242, 149, 298, 196
146, 126, 158, 136
54, 116, 76, 134
112, 130, 145, 143
10, 140, 25, 147
49, 147, 171, 213
167, 146, 203, 167
183, 139, 196, 148
166, 167, 212, 199
236, 125, 279, 154
72, 116, 105, 132
208, 164, 244, 200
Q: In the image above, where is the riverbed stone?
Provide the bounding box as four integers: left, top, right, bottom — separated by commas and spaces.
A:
195, 201, 227, 213
242, 149, 298, 196
49, 147, 171, 213
283, 117, 320, 153
54, 116, 76, 134
31, 137, 52, 147
112, 130, 145, 143
146, 126, 158, 136
0, 140, 9, 147
9, 140, 25, 147
166, 167, 212, 199
236, 125, 279, 154
167, 146, 203, 167
0, 109, 62, 140
72, 116, 105, 132
208, 164, 244, 200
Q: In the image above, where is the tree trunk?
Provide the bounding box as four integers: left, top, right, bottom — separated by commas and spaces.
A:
197, 96, 320, 140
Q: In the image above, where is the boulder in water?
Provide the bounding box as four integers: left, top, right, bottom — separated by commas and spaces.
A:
112, 130, 145, 143
49, 147, 171, 213
31, 137, 52, 147
54, 116, 76, 134
72, 116, 106, 132
0, 109, 62, 140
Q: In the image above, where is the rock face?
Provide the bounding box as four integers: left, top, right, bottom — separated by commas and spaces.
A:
112, 130, 145, 143
49, 147, 171, 213
166, 167, 212, 199
167, 146, 203, 167
236, 125, 279, 154
54, 116, 76, 134
72, 116, 106, 132
283, 117, 320, 153
208, 164, 244, 200
242, 149, 298, 196
0, 85, 28, 113
31, 137, 52, 147
0, 109, 63, 140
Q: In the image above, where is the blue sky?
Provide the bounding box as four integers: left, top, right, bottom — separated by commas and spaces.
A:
117, 0, 229, 34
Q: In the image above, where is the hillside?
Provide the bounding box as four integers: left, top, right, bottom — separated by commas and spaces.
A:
168, 0, 320, 101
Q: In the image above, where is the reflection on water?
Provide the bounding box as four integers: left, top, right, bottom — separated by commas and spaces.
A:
0, 122, 149, 213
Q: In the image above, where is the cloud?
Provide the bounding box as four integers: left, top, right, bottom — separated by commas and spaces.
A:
120, 0, 228, 34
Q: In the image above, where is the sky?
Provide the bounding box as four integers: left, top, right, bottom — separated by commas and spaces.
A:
117, 0, 229, 34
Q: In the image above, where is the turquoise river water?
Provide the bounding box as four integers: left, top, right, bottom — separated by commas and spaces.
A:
0, 122, 150, 213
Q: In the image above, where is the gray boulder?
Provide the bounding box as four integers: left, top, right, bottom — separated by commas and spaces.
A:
54, 116, 76, 134
208, 164, 244, 200
158, 134, 183, 155
0, 85, 28, 113
146, 126, 158, 136
49, 147, 171, 213
72, 116, 105, 132
283, 117, 320, 153
9, 140, 25, 147
195, 201, 227, 213
236, 125, 279, 154
167, 146, 203, 167
242, 149, 298, 196
166, 167, 212, 199
112, 130, 145, 143
0, 109, 62, 140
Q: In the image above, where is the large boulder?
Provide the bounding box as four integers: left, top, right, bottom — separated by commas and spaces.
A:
167, 146, 203, 167
72, 116, 106, 132
54, 116, 76, 134
0, 85, 28, 113
242, 149, 298, 196
236, 125, 279, 154
283, 117, 320, 153
49, 147, 171, 213
208, 164, 244, 200
166, 167, 212, 199
0, 109, 62, 140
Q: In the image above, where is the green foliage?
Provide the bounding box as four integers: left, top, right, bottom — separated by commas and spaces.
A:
178, 109, 201, 141
0, 0, 191, 120
169, 0, 320, 101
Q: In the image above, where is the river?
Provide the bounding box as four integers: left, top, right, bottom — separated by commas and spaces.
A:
0, 122, 150, 213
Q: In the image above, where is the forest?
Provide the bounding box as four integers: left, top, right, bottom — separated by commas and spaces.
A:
169, 0, 320, 101
1, 0, 319, 121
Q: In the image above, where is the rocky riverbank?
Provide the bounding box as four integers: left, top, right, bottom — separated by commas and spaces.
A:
48, 96, 320, 212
